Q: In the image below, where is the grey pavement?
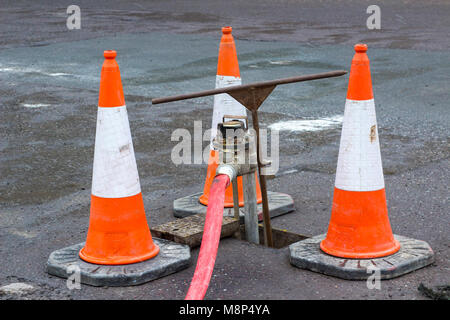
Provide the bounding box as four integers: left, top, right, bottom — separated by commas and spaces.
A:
0, 0, 448, 300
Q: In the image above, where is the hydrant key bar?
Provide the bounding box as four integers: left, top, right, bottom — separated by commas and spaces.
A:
151, 71, 347, 105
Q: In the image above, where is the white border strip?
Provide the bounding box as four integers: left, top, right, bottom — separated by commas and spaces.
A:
335, 99, 385, 191
91, 106, 141, 198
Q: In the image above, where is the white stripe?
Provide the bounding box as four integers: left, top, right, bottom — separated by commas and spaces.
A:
91, 106, 141, 198
335, 99, 385, 191
210, 75, 247, 149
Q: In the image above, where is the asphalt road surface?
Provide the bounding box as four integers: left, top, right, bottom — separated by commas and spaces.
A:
0, 0, 449, 300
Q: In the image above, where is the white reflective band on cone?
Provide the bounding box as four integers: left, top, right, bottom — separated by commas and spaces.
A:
91, 106, 141, 198
334, 99, 385, 192
210, 75, 247, 149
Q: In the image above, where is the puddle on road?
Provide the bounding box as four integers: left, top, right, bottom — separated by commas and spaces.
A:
10, 229, 38, 239
269, 60, 295, 65
269, 115, 343, 132
0, 65, 72, 77
21, 103, 51, 108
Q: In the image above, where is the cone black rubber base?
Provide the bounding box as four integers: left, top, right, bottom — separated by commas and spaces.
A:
289, 234, 434, 280
46, 238, 191, 287
173, 191, 294, 220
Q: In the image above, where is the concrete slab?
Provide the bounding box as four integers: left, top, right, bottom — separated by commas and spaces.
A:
173, 191, 295, 219
46, 238, 191, 287
151, 214, 240, 248
289, 234, 435, 280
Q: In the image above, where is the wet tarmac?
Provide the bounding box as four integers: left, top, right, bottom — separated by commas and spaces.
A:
0, 0, 449, 300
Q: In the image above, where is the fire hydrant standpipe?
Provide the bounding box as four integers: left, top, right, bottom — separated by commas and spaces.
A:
185, 174, 230, 300
215, 117, 260, 244
152, 70, 347, 247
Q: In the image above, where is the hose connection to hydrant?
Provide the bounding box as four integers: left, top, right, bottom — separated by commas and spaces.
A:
185, 117, 260, 300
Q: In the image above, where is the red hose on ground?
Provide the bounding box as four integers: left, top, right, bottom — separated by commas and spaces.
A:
185, 174, 230, 300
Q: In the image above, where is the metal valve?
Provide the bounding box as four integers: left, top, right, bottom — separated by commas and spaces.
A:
213, 115, 260, 244
214, 115, 258, 180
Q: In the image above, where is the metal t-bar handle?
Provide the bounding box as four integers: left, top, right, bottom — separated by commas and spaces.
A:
151, 70, 347, 107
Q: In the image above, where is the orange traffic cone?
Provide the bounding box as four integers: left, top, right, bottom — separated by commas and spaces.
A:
79, 50, 160, 265
320, 44, 401, 259
199, 26, 262, 207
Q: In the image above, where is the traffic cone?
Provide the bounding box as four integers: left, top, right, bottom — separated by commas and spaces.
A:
320, 44, 401, 259
79, 50, 160, 265
199, 26, 262, 207
289, 44, 434, 279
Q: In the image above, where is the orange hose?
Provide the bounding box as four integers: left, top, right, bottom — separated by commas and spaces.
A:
185, 174, 230, 300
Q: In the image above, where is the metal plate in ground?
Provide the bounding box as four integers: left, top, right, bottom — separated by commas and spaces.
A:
289, 234, 434, 280
151, 214, 240, 248
173, 191, 294, 219
46, 238, 191, 287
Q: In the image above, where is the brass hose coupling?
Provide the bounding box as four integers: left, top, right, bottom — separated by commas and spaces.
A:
214, 115, 258, 181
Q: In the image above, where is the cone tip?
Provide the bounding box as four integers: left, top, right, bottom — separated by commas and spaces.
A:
354, 44, 368, 53
104, 50, 117, 59
222, 26, 232, 34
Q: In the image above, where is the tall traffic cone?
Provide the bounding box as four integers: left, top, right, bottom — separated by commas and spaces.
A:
79, 50, 160, 265
173, 27, 294, 219
199, 26, 263, 207
320, 44, 400, 259
46, 50, 190, 286
289, 44, 434, 280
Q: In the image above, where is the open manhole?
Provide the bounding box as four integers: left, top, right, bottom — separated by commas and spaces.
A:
236, 224, 309, 249
151, 213, 309, 249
